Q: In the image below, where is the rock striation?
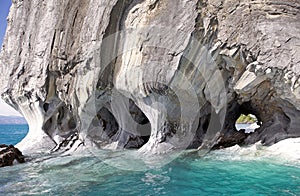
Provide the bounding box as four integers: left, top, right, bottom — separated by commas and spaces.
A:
0, 0, 300, 154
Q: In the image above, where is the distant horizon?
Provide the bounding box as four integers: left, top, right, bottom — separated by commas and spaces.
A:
0, 114, 27, 125
0, 1, 21, 117
0, 114, 24, 117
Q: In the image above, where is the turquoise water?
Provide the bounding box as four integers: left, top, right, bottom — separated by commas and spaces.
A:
0, 124, 28, 145
0, 125, 300, 195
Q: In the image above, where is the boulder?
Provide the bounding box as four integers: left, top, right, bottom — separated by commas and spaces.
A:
0, 144, 25, 167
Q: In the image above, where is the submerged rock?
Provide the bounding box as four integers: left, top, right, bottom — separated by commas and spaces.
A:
0, 0, 299, 154
0, 144, 25, 167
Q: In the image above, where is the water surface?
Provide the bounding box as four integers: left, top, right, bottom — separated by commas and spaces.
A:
0, 124, 299, 195
0, 149, 299, 195
0, 124, 28, 145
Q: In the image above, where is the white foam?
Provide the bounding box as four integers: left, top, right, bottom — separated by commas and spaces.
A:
266, 138, 300, 161
212, 138, 300, 166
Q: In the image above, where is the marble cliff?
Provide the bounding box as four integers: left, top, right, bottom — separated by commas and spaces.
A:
0, 0, 300, 154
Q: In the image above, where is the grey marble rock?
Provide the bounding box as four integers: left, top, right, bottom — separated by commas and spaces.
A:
0, 0, 299, 154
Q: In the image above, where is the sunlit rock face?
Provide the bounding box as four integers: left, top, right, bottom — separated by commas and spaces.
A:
0, 0, 299, 154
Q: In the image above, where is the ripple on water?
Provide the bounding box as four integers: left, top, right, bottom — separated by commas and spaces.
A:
0, 147, 300, 195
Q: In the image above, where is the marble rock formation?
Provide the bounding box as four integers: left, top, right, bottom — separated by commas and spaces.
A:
0, 144, 25, 167
0, 0, 299, 154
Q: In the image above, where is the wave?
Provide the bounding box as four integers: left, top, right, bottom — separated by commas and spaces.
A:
206, 138, 300, 167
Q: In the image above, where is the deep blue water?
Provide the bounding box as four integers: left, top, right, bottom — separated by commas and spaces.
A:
0, 124, 28, 145
0, 124, 300, 195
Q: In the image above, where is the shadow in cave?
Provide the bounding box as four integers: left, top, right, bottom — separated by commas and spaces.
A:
87, 99, 151, 149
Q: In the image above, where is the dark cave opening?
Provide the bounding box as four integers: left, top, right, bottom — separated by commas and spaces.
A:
87, 107, 119, 146
43, 103, 49, 112
87, 99, 151, 149
124, 99, 151, 148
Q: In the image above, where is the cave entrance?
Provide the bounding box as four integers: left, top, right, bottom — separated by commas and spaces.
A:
87, 107, 119, 147
235, 113, 261, 133
126, 99, 151, 148
89, 98, 151, 149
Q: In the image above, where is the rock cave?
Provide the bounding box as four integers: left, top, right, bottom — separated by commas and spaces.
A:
0, 0, 299, 154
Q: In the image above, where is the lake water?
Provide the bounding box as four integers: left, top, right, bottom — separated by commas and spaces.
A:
0, 124, 28, 145
0, 124, 300, 195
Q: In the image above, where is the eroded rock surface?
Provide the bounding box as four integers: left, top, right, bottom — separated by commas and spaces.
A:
0, 0, 299, 154
0, 144, 25, 167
